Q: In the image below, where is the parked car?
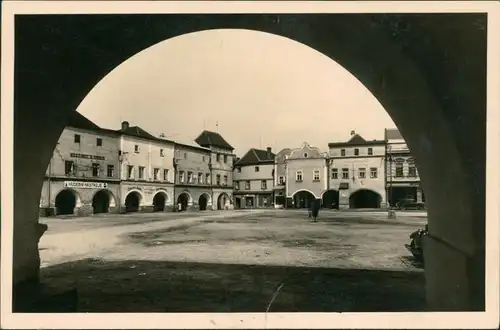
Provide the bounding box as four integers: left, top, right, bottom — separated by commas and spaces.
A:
396, 199, 425, 210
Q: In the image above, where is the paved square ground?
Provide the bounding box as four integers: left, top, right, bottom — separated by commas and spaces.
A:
31, 210, 428, 312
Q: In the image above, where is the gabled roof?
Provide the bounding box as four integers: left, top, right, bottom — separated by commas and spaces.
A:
67, 111, 102, 131
235, 148, 275, 166
385, 128, 404, 140
328, 133, 386, 148
195, 130, 234, 150
117, 126, 175, 144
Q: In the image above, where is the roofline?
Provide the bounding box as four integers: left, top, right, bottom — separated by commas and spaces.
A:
66, 125, 121, 137
115, 129, 177, 144
174, 142, 211, 152
234, 159, 275, 167
328, 140, 387, 148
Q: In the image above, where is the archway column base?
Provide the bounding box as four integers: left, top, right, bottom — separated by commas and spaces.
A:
423, 235, 484, 311
75, 205, 93, 217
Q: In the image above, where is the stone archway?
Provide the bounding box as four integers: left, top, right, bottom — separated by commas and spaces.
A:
322, 189, 339, 209
125, 191, 141, 213
292, 190, 316, 209
92, 189, 114, 214
54, 189, 78, 216
10, 13, 488, 310
217, 193, 230, 210
349, 189, 382, 209
152, 191, 168, 212
198, 193, 210, 211
177, 192, 191, 211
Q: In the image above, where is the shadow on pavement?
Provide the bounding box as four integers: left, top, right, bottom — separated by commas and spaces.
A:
14, 258, 426, 313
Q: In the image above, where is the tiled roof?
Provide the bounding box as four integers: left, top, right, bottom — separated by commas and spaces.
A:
67, 111, 102, 131
235, 148, 275, 166
328, 133, 386, 147
384, 128, 404, 140
117, 126, 176, 144
195, 130, 234, 150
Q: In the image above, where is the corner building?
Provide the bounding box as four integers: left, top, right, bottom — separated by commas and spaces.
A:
39, 113, 121, 217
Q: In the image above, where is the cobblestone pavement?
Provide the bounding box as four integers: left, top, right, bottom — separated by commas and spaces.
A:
35, 209, 428, 312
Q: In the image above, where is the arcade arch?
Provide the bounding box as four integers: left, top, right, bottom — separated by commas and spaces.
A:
13, 15, 487, 310
292, 190, 317, 209
125, 190, 142, 213
349, 189, 382, 209
177, 192, 192, 211
92, 189, 116, 214
217, 193, 230, 210
152, 191, 168, 212
198, 193, 211, 211
54, 189, 81, 216
321, 189, 339, 209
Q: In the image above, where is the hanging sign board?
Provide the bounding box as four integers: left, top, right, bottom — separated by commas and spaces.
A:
64, 181, 107, 189
70, 153, 105, 161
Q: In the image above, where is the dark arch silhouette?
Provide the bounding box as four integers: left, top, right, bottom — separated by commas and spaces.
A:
153, 192, 167, 212
177, 193, 190, 211
217, 193, 230, 210
92, 189, 110, 214
198, 194, 209, 211
322, 190, 339, 209
349, 189, 382, 209
292, 190, 316, 209
55, 189, 77, 216
125, 191, 141, 213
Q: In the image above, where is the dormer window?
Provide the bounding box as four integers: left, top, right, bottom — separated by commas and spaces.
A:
341, 149, 346, 156
304, 153, 308, 158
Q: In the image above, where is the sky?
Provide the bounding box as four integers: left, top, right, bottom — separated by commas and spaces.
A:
77, 29, 396, 157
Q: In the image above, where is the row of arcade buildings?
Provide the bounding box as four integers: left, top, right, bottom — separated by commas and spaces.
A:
232, 130, 425, 210
39, 112, 235, 217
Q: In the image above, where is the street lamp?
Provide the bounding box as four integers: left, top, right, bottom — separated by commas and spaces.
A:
387, 145, 396, 218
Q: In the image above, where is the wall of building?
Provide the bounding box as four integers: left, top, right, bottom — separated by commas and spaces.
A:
174, 145, 211, 186
120, 182, 174, 212
210, 146, 234, 189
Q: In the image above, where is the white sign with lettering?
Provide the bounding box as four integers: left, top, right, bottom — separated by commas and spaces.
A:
64, 181, 107, 189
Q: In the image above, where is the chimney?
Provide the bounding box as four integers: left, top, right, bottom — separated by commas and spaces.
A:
350, 130, 356, 136
121, 121, 130, 130
266, 147, 272, 158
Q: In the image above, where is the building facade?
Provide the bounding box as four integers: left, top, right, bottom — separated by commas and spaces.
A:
273, 148, 291, 208
385, 128, 425, 207
285, 143, 328, 209
40, 113, 121, 217
233, 147, 275, 209
173, 142, 213, 211
195, 130, 235, 210
327, 131, 387, 209
118, 121, 176, 213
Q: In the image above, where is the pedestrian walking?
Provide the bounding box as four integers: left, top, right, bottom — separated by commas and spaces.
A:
311, 199, 320, 222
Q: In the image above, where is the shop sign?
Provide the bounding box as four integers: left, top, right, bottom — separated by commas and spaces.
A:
70, 153, 105, 161
64, 181, 107, 189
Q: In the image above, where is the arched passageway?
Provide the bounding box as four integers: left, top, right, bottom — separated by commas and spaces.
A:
125, 191, 141, 213
322, 190, 339, 209
349, 189, 382, 209
54, 189, 77, 215
13, 13, 488, 311
92, 189, 110, 214
177, 193, 190, 211
152, 192, 167, 212
198, 194, 209, 211
217, 193, 229, 210
293, 191, 316, 209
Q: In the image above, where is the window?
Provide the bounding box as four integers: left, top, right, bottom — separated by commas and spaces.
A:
202, 156, 206, 162
160, 149, 164, 157
216, 154, 221, 162
255, 166, 260, 172
134, 145, 139, 153
358, 168, 366, 179
278, 176, 284, 185
395, 161, 404, 177
341, 149, 346, 156
342, 168, 349, 179
183, 152, 187, 159
235, 181, 240, 190
224, 155, 228, 163
408, 161, 417, 177
354, 148, 359, 156
237, 167, 241, 173
74, 134, 80, 143
304, 153, 308, 158
245, 181, 251, 190
96, 138, 102, 147
138, 166, 145, 179
92, 163, 99, 177
127, 165, 134, 179
179, 171, 185, 183
331, 168, 338, 179
64, 161, 75, 175
223, 175, 228, 185
313, 170, 320, 181
261, 180, 267, 189
205, 173, 211, 184
154, 168, 159, 180
187, 172, 193, 183
216, 174, 221, 185
163, 169, 169, 181
368, 147, 373, 155
370, 167, 378, 178
296, 171, 303, 182
107, 165, 114, 177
